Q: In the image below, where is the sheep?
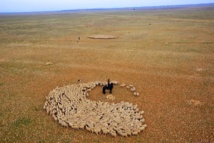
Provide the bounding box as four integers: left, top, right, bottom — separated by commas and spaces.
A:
68, 122, 74, 128
46, 107, 50, 114
72, 123, 80, 129
53, 115, 58, 121
111, 81, 119, 85
86, 125, 93, 132
131, 130, 139, 135
130, 87, 136, 92
143, 124, 147, 128
101, 127, 110, 135
118, 131, 128, 137
120, 83, 126, 87
110, 130, 117, 137
43, 101, 48, 109
58, 103, 63, 109
59, 120, 68, 127
44, 81, 146, 137
93, 127, 101, 135
139, 124, 147, 131
134, 92, 140, 96
140, 111, 144, 114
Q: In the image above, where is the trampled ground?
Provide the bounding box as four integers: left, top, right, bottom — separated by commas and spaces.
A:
0, 5, 214, 143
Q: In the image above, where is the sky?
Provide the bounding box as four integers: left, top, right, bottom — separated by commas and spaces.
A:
0, 0, 214, 12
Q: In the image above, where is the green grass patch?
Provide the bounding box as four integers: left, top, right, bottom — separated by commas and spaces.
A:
33, 106, 41, 112
13, 117, 32, 127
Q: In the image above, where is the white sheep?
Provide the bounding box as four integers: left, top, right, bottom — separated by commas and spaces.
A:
59, 120, 68, 127
120, 83, 126, 87
134, 92, 140, 96
44, 81, 146, 137
130, 87, 136, 92
110, 130, 117, 137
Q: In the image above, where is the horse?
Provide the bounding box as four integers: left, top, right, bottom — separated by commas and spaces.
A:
102, 79, 114, 94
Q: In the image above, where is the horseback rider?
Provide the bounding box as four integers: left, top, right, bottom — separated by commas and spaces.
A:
102, 79, 113, 94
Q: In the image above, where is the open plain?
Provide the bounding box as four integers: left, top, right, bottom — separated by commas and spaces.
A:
0, 5, 214, 143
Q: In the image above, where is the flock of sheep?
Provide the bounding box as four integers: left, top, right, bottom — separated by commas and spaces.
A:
44, 81, 147, 137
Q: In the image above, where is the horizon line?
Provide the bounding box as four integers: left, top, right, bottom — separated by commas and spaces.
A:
0, 3, 214, 14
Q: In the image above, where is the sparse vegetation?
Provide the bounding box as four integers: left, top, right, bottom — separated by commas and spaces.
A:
0, 5, 214, 143
13, 117, 32, 127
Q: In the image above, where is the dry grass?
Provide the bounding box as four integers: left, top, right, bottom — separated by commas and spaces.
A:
0, 5, 214, 143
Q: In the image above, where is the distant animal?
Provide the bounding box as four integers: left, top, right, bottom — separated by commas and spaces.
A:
77, 37, 80, 42
102, 79, 113, 94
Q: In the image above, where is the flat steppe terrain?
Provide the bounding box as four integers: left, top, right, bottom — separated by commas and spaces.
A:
0, 5, 214, 143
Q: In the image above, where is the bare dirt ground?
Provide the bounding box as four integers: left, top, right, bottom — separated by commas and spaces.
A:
87, 35, 116, 39
0, 5, 214, 143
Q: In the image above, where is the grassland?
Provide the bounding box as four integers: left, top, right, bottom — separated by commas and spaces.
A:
0, 5, 214, 143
